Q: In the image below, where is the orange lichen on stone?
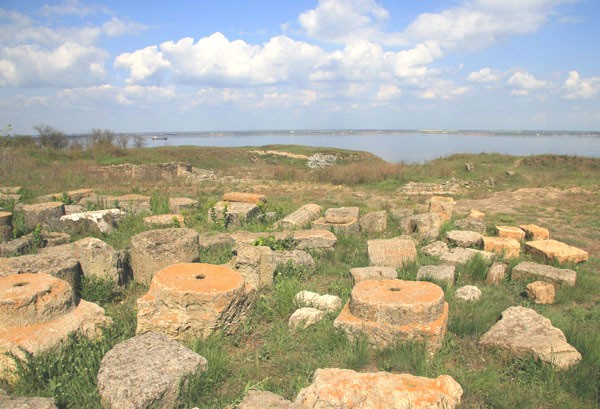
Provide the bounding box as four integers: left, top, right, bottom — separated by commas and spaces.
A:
483, 236, 520, 259
496, 226, 526, 241
526, 239, 588, 264
519, 224, 550, 241
223, 192, 266, 204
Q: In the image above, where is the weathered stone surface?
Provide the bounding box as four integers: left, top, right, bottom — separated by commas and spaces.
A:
275, 204, 322, 230
0, 273, 111, 381
295, 290, 341, 312
143, 213, 185, 227
483, 236, 520, 259
0, 234, 35, 257
440, 248, 494, 267
465, 162, 475, 172
198, 233, 235, 250
335, 279, 448, 351
0, 389, 57, 409
526, 281, 555, 304
97, 332, 207, 409
104, 194, 151, 213
349, 266, 397, 284
526, 239, 588, 264
59, 209, 123, 234
130, 228, 199, 283
446, 230, 483, 248
422, 241, 449, 258
519, 224, 550, 241
209, 201, 259, 228
64, 204, 85, 215
496, 226, 526, 241
223, 192, 267, 204
480, 306, 581, 370
359, 210, 387, 233
454, 285, 482, 301
41, 230, 70, 247
22, 202, 65, 230
429, 196, 455, 222
325, 207, 359, 224
401, 213, 441, 243
417, 265, 455, 286
0, 211, 12, 242
136, 264, 252, 340
230, 245, 277, 289
296, 368, 463, 409
38, 188, 95, 204
238, 390, 304, 409
289, 307, 325, 330
272, 250, 315, 269
454, 216, 487, 234
368, 238, 417, 269
486, 262, 507, 285
512, 261, 577, 287
389, 207, 413, 221
312, 217, 359, 235
288, 229, 336, 250
168, 197, 199, 214
469, 209, 485, 219
0, 252, 81, 290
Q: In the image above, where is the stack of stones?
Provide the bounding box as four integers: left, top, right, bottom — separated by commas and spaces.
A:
312, 207, 360, 235
209, 192, 265, 228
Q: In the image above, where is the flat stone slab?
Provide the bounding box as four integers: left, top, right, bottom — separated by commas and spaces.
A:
480, 306, 581, 370
367, 238, 417, 269
519, 224, 550, 241
454, 217, 487, 234
275, 204, 322, 229
349, 266, 397, 284
496, 226, 526, 241
169, 197, 199, 213
144, 213, 185, 227
296, 368, 463, 409
483, 236, 520, 259
230, 229, 337, 250
97, 332, 207, 409
440, 248, 494, 266
526, 239, 588, 264
445, 230, 483, 248
417, 265, 455, 286
324, 207, 359, 224
223, 192, 266, 204
60, 209, 123, 234
312, 217, 359, 235
511, 261, 577, 287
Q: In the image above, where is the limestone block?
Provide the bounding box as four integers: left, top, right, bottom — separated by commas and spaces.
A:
483, 236, 520, 259
0, 234, 35, 257
287, 229, 336, 250
130, 228, 199, 283
0, 389, 57, 408
496, 226, 526, 241
401, 213, 441, 243
526, 239, 588, 264
209, 201, 259, 228
312, 217, 359, 235
359, 210, 387, 233
486, 262, 507, 285
294, 290, 341, 312
64, 204, 85, 215
0, 211, 12, 242
296, 368, 462, 409
324, 207, 359, 224
480, 306, 581, 370
136, 264, 252, 340
97, 332, 207, 409
429, 196, 455, 222
22, 202, 65, 230
469, 209, 485, 219
238, 390, 304, 409
417, 265, 455, 286
275, 204, 322, 229
230, 244, 277, 289
169, 197, 199, 214
445, 230, 483, 248
106, 194, 151, 213
454, 285, 482, 301
368, 238, 417, 269
512, 261, 576, 287
335, 279, 448, 351
41, 230, 70, 247
198, 233, 235, 251
422, 241, 449, 258
59, 209, 123, 234
454, 217, 487, 234
39, 188, 95, 204
272, 249, 315, 269
349, 266, 397, 285
440, 248, 494, 267
526, 281, 556, 304
144, 213, 185, 227
223, 192, 267, 204
519, 224, 550, 241
389, 207, 413, 221
289, 307, 325, 330
0, 252, 81, 290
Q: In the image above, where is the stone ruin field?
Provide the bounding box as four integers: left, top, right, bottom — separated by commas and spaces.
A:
0, 147, 598, 408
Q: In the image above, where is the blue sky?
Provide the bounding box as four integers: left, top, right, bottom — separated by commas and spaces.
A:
1, 0, 599, 134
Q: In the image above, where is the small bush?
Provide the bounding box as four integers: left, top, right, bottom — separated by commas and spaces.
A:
253, 235, 298, 251
35, 124, 68, 150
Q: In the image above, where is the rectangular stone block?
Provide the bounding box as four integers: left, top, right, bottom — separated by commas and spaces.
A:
483, 237, 520, 259
349, 266, 397, 285
275, 204, 322, 230
222, 192, 267, 204
519, 224, 550, 241
324, 207, 359, 224
526, 239, 588, 264
512, 261, 576, 287
429, 196, 454, 222
367, 238, 417, 268
312, 217, 359, 235
496, 226, 526, 241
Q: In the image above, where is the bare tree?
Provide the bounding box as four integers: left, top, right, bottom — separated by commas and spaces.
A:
116, 134, 131, 148
88, 128, 116, 147
35, 124, 68, 149
132, 135, 145, 148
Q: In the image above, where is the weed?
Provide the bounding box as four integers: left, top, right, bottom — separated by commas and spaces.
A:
80, 275, 118, 306
253, 235, 298, 251
150, 189, 170, 215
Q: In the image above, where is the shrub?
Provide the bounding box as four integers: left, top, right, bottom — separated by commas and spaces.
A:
35, 124, 69, 150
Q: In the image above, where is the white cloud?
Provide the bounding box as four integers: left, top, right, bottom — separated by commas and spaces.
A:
376, 84, 401, 101
417, 79, 469, 100
0, 42, 108, 87
40, 0, 99, 17
102, 17, 148, 37
59, 84, 176, 106
114, 46, 171, 84
298, 0, 404, 45
507, 71, 551, 95
564, 70, 600, 99
467, 68, 502, 82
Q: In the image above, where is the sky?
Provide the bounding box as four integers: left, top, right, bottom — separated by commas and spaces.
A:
1, 0, 600, 134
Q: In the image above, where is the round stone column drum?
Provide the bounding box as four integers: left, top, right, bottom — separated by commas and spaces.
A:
334, 279, 449, 352
136, 263, 252, 340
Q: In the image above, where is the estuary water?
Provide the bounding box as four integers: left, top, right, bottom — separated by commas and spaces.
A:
145, 131, 600, 163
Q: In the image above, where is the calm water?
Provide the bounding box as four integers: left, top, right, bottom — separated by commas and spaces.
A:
145, 131, 600, 163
